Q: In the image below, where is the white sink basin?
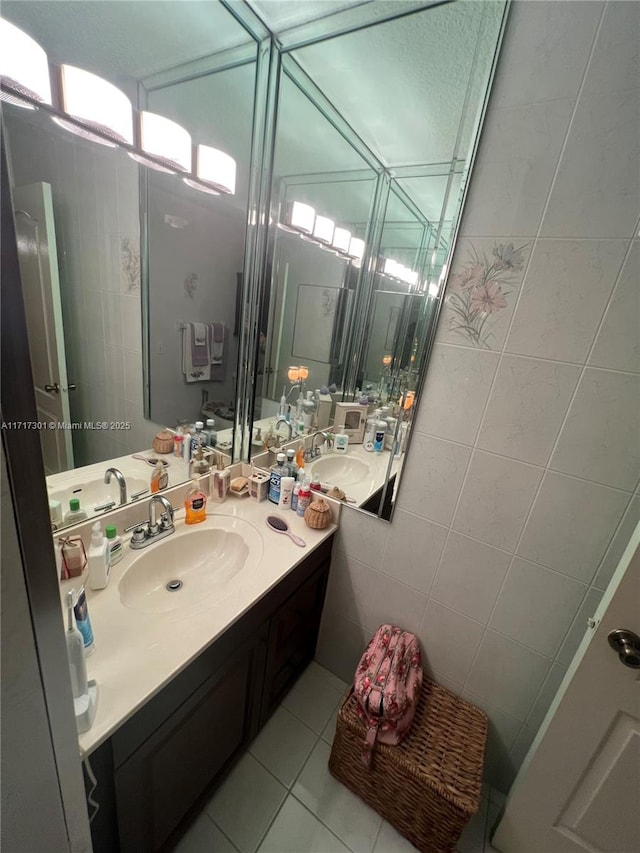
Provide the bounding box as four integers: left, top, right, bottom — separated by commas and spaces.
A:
118, 517, 263, 615
49, 476, 148, 512
309, 455, 371, 487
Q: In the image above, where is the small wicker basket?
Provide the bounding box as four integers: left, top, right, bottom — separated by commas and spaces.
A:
152, 430, 174, 454
329, 679, 488, 853
303, 498, 332, 529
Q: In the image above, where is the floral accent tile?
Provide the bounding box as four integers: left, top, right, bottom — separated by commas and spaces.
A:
437, 239, 530, 350
119, 236, 140, 292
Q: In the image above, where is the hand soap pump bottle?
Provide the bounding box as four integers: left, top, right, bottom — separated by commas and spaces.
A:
65, 591, 98, 733
334, 426, 349, 454
185, 477, 207, 524
88, 521, 110, 590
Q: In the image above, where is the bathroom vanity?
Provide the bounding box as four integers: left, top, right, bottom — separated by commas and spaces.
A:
70, 498, 336, 853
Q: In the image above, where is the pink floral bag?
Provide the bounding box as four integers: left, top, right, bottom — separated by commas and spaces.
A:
353, 624, 423, 766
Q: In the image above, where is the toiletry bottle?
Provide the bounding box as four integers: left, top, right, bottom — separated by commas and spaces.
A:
279, 387, 287, 417
285, 448, 298, 480
182, 425, 192, 462
291, 481, 300, 512
173, 427, 184, 458
65, 591, 89, 700
64, 498, 88, 525
73, 588, 95, 655
334, 427, 349, 454
105, 524, 123, 566
278, 476, 295, 510
296, 477, 311, 517
310, 474, 322, 492
268, 452, 287, 504
295, 444, 305, 472
88, 521, 110, 590
364, 412, 377, 452
150, 460, 168, 493
373, 418, 386, 453
184, 477, 207, 524
205, 418, 217, 447
49, 499, 63, 530
190, 421, 204, 460
211, 462, 230, 502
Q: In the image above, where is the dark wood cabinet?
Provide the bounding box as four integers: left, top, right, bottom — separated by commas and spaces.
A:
87, 534, 333, 853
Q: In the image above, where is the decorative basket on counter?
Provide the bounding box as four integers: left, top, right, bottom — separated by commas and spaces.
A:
152, 430, 174, 454
303, 498, 332, 529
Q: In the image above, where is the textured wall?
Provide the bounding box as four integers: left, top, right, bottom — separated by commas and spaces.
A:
316, 0, 639, 794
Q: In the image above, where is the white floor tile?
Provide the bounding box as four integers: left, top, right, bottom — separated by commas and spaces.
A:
293, 740, 383, 853
282, 662, 345, 734
249, 706, 317, 788
257, 796, 351, 853
205, 754, 286, 853
320, 697, 342, 746
173, 812, 238, 853
373, 821, 418, 852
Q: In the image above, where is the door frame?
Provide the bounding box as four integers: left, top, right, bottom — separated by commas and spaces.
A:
1, 130, 91, 850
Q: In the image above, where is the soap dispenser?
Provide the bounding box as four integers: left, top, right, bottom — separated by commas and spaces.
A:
88, 521, 110, 590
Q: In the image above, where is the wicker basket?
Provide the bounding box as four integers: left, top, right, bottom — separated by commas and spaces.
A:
329, 679, 488, 853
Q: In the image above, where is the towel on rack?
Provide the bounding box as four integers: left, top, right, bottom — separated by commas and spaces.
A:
193, 322, 207, 345
209, 323, 225, 382
190, 322, 210, 367
183, 324, 210, 382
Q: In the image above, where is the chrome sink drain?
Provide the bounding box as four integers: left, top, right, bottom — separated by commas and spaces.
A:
166, 579, 183, 591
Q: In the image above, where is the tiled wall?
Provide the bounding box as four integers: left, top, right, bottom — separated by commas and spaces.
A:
316, 0, 639, 793
5, 110, 160, 467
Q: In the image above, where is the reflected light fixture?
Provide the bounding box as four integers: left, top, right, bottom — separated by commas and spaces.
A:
287, 366, 300, 382
312, 215, 334, 245
332, 227, 351, 254
0, 18, 52, 109
282, 201, 315, 235
347, 237, 365, 261
402, 390, 416, 411
428, 282, 440, 297
130, 111, 191, 174
54, 65, 133, 147
297, 366, 309, 381
382, 355, 392, 366
184, 144, 236, 195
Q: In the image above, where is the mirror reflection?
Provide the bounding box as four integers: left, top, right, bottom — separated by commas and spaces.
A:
253, 1, 506, 519
2, 0, 507, 530
2, 0, 257, 529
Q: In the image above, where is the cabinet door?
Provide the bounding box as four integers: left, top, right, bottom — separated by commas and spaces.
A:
115, 641, 255, 853
262, 560, 330, 722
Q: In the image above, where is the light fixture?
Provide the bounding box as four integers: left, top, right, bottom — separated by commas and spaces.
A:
382, 355, 392, 366
332, 227, 351, 254
383, 258, 401, 278
312, 215, 334, 245
281, 201, 315, 235
54, 64, 133, 147
130, 111, 190, 174
287, 366, 300, 382
347, 237, 365, 261
184, 144, 236, 195
402, 390, 416, 411
0, 18, 52, 109
297, 366, 309, 381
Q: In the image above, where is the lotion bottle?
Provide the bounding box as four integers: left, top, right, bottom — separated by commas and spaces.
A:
334, 427, 349, 454
64, 498, 88, 525
88, 521, 110, 590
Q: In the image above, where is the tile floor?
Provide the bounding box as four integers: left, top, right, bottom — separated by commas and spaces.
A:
172, 662, 504, 853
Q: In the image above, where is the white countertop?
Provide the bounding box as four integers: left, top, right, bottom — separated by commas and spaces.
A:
67, 495, 337, 756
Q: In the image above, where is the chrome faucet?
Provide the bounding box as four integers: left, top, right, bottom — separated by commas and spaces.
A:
311, 431, 332, 458
104, 467, 127, 505
275, 417, 293, 442
125, 495, 175, 550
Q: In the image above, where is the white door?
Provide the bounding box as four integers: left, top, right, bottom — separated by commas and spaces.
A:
13, 182, 74, 474
493, 523, 640, 853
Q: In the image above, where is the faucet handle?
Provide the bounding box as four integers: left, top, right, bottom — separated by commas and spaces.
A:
159, 511, 174, 531
124, 521, 148, 544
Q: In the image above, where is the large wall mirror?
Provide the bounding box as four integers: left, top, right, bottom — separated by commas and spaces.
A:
2, 0, 261, 529
253, 0, 507, 519
2, 0, 507, 529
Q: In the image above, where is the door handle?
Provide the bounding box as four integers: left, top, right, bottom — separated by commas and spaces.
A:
608, 629, 640, 669
65, 383, 77, 391
44, 382, 60, 394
